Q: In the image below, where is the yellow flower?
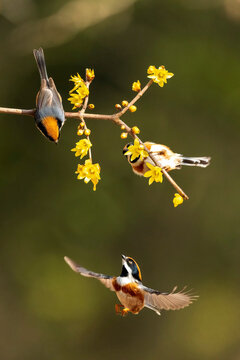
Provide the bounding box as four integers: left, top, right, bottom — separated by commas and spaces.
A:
75, 163, 87, 179
71, 139, 92, 159
86, 68, 95, 81
173, 193, 183, 207
124, 139, 148, 162
68, 92, 84, 109
132, 80, 141, 92
75, 159, 101, 191
144, 162, 163, 185
77, 83, 89, 98
68, 85, 89, 109
69, 73, 84, 93
147, 65, 174, 87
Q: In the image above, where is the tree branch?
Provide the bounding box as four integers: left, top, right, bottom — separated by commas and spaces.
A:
0, 80, 189, 200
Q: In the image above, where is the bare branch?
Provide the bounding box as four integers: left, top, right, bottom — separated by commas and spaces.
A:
65, 112, 113, 120
116, 79, 153, 117
0, 107, 35, 116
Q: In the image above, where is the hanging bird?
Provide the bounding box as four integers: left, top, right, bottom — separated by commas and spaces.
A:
64, 255, 197, 316
123, 141, 211, 176
33, 47, 65, 143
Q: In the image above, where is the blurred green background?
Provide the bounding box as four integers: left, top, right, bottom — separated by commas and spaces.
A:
0, 0, 240, 359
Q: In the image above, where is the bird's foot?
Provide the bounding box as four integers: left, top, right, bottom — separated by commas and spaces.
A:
115, 304, 124, 315
115, 304, 130, 317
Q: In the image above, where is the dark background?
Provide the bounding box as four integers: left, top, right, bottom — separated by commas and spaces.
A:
0, 0, 240, 359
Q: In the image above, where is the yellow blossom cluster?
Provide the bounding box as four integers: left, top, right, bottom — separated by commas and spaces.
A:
71, 138, 100, 191
68, 70, 100, 191
147, 65, 174, 87
68, 73, 89, 109
66, 64, 186, 203
75, 159, 101, 191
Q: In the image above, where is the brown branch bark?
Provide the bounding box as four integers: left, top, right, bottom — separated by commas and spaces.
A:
0, 107, 35, 116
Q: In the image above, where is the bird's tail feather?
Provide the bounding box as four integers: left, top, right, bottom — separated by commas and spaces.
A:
33, 48, 49, 82
181, 156, 211, 168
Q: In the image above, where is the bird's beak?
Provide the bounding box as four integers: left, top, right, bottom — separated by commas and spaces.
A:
121, 254, 126, 264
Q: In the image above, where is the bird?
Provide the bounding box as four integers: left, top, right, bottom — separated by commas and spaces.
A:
123, 141, 211, 176
33, 47, 65, 143
64, 254, 197, 316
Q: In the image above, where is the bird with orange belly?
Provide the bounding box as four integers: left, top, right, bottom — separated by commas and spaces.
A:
33, 47, 65, 143
64, 255, 197, 316
123, 141, 211, 176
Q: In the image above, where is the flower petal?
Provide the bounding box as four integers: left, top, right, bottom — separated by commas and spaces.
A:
149, 177, 154, 185
144, 170, 152, 178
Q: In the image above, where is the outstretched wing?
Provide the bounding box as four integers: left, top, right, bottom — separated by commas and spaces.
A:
64, 256, 115, 291
142, 285, 198, 315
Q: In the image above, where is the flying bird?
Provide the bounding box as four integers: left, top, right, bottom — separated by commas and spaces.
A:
123, 141, 211, 176
33, 47, 65, 143
64, 254, 197, 316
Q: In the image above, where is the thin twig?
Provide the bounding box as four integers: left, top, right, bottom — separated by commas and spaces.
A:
66, 112, 113, 120
116, 79, 153, 117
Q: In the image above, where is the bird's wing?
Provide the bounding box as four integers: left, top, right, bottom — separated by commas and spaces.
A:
37, 79, 53, 108
64, 256, 115, 291
144, 143, 170, 153
48, 77, 63, 107
142, 285, 198, 314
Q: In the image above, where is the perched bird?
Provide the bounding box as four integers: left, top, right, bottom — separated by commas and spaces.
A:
33, 47, 65, 143
123, 141, 211, 176
64, 255, 197, 316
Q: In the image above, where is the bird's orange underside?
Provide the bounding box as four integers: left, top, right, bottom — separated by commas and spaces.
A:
42, 116, 59, 141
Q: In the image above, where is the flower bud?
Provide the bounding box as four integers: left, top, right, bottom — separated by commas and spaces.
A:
122, 100, 128, 107
115, 104, 122, 110
121, 132, 128, 139
132, 80, 141, 92
86, 68, 95, 81
129, 105, 137, 113
132, 126, 140, 134
84, 129, 91, 136
77, 129, 84, 136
